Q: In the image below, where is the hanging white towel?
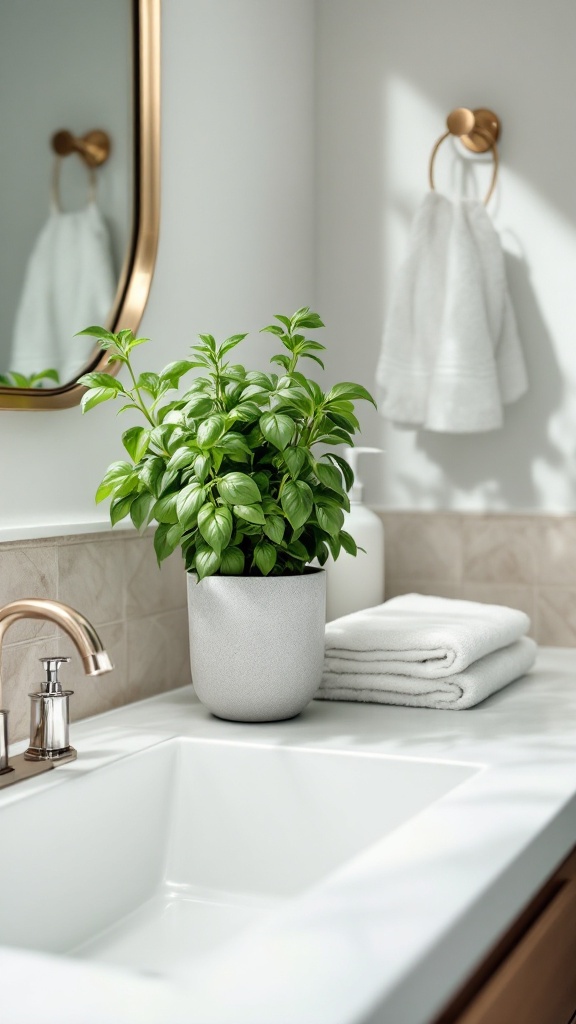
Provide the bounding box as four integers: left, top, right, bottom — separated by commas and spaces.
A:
376, 192, 528, 433
10, 203, 116, 385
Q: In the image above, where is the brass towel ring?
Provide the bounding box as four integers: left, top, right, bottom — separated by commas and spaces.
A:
428, 107, 500, 206
49, 128, 111, 210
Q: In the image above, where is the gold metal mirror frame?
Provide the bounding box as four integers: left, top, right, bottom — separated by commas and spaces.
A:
0, 0, 161, 411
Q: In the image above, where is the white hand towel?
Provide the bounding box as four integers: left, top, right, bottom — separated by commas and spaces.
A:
10, 202, 116, 385
324, 593, 530, 678
376, 192, 528, 433
317, 636, 537, 710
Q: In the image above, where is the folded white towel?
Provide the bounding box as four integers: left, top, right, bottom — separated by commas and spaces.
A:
317, 636, 537, 710
324, 593, 530, 678
376, 192, 528, 433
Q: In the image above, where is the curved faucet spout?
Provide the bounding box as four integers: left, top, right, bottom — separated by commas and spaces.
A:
0, 598, 113, 706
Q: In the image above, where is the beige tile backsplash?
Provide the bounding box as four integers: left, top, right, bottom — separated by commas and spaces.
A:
1, 513, 574, 742
380, 511, 576, 647
0, 530, 191, 741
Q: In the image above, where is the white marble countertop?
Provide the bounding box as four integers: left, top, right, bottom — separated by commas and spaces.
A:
2, 646, 576, 1024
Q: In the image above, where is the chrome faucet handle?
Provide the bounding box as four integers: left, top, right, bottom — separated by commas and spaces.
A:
24, 655, 76, 763
40, 656, 71, 693
0, 599, 113, 788
0, 711, 10, 775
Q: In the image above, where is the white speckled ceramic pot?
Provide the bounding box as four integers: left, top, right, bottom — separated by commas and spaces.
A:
186, 569, 326, 722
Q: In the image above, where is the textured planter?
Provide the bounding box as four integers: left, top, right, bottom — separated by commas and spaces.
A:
186, 569, 326, 722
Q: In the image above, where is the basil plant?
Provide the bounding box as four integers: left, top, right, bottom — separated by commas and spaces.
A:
77, 308, 375, 579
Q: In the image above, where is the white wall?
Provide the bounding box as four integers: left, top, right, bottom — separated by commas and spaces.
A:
4, 0, 575, 537
315, 0, 576, 511
0, 0, 316, 538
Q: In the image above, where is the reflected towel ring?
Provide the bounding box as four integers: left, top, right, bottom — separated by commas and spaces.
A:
428, 107, 500, 206
49, 128, 111, 211
51, 155, 97, 211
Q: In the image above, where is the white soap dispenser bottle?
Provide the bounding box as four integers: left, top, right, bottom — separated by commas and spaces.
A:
325, 447, 385, 622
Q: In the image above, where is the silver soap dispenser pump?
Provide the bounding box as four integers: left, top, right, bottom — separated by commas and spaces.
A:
25, 656, 75, 762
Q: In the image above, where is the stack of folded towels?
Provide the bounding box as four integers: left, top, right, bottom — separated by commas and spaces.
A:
317, 594, 537, 710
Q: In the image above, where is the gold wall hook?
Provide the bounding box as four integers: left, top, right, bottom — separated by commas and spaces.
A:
429, 107, 501, 205
51, 128, 111, 168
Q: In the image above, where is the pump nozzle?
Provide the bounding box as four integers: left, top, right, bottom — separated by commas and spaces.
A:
345, 447, 383, 503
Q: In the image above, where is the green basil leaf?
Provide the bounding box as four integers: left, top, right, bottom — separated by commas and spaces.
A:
281, 480, 313, 530
137, 372, 161, 397
138, 456, 165, 498
95, 461, 134, 503
315, 503, 344, 537
81, 386, 118, 413
197, 504, 233, 554
314, 461, 343, 492
183, 395, 215, 419
327, 410, 360, 432
217, 472, 261, 505
153, 492, 180, 524
263, 515, 285, 545
253, 471, 270, 494
253, 541, 277, 576
159, 360, 196, 386
110, 493, 134, 526
194, 454, 211, 482
325, 382, 376, 407
195, 544, 221, 580
291, 309, 324, 330
149, 423, 176, 451
158, 466, 180, 496
122, 426, 151, 464
154, 522, 183, 564
232, 503, 266, 525
75, 325, 117, 342
167, 446, 197, 472
217, 433, 251, 463
197, 414, 227, 449
259, 411, 294, 451
283, 446, 307, 479
315, 540, 330, 566
220, 546, 245, 575
274, 389, 314, 418
218, 333, 248, 356
176, 482, 206, 527
326, 453, 354, 491
130, 491, 156, 531
229, 401, 263, 423
340, 530, 358, 556
244, 370, 275, 390
78, 372, 123, 391
327, 533, 341, 560
285, 539, 309, 561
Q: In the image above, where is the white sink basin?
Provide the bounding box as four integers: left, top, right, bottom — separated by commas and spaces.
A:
0, 738, 477, 982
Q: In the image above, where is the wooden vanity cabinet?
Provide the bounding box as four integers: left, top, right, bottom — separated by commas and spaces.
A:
434, 846, 576, 1024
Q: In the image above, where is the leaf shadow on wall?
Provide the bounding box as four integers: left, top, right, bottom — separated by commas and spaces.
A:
394, 252, 569, 509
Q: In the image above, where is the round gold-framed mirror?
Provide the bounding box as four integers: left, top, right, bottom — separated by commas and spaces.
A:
0, 0, 160, 411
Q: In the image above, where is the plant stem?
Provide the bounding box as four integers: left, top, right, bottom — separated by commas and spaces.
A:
126, 357, 156, 427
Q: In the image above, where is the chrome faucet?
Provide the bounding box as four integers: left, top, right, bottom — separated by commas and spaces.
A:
0, 598, 113, 786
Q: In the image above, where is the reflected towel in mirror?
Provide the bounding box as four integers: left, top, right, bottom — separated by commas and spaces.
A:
9, 202, 116, 386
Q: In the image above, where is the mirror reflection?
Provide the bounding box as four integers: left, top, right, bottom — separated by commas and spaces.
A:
0, 0, 133, 389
